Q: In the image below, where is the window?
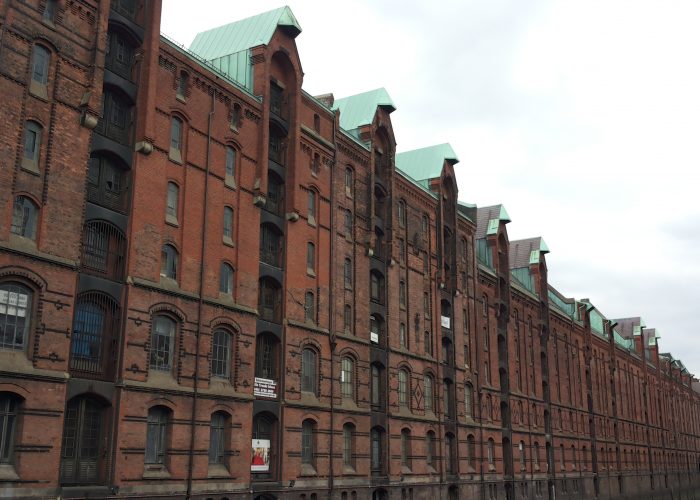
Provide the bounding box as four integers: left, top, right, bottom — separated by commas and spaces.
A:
145, 407, 170, 465
230, 103, 241, 130
421, 214, 429, 235
519, 441, 526, 470
465, 383, 473, 418
424, 374, 433, 412
370, 272, 384, 304
487, 438, 495, 468
424, 331, 432, 356
307, 190, 316, 224
87, 155, 128, 212
311, 153, 320, 176
97, 89, 131, 145
398, 369, 409, 408
370, 315, 383, 344
255, 333, 278, 380
399, 281, 406, 308
169, 117, 183, 162
225, 146, 236, 185
0, 393, 20, 464
533, 442, 540, 470
11, 196, 38, 240
260, 224, 283, 267
344, 167, 353, 197
445, 433, 456, 474
160, 244, 178, 281
401, 429, 411, 469
343, 423, 355, 469
398, 200, 406, 228
426, 431, 436, 468
0, 283, 32, 350
444, 379, 455, 419
150, 315, 175, 371
301, 348, 317, 395
467, 434, 476, 469
560, 444, 565, 470
266, 172, 284, 216
370, 427, 384, 474
343, 209, 352, 237
341, 357, 354, 400
304, 291, 315, 323
176, 71, 188, 99
105, 31, 135, 80
313, 113, 320, 133
344, 258, 352, 288
43, 0, 57, 22
398, 238, 405, 262
81, 220, 126, 280
30, 45, 50, 97
301, 419, 316, 467
371, 363, 383, 409
70, 293, 119, 377
208, 412, 227, 465
60, 396, 106, 484
165, 182, 179, 223
22, 121, 42, 171
343, 304, 352, 333
399, 323, 406, 349
258, 278, 281, 323
423, 293, 430, 318
223, 207, 234, 243
220, 263, 234, 295
211, 329, 232, 379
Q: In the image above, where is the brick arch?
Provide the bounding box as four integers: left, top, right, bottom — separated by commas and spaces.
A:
149, 302, 186, 322
0, 265, 48, 290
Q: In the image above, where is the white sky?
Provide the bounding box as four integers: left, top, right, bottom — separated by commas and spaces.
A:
162, 0, 700, 374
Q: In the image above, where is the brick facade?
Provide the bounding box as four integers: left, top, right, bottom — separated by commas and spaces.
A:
0, 2, 698, 499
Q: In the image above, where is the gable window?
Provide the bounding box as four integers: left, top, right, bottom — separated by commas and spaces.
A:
30, 45, 50, 97
150, 315, 175, 371
341, 357, 354, 400
165, 182, 179, 225
304, 292, 315, 323
0, 394, 20, 464
225, 146, 236, 186
211, 329, 232, 379
301, 347, 317, 395
22, 121, 42, 171
0, 283, 32, 351
145, 406, 170, 465
208, 412, 227, 465
219, 263, 234, 295
160, 244, 178, 281
169, 117, 183, 162
11, 196, 38, 240
223, 207, 234, 244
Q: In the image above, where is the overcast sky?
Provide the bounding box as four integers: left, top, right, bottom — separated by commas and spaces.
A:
161, 0, 700, 374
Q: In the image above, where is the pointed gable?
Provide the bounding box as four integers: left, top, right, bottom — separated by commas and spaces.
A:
332, 88, 395, 136
395, 143, 458, 183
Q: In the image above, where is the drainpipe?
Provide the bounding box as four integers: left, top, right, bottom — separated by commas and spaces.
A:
186, 87, 215, 499
327, 108, 338, 499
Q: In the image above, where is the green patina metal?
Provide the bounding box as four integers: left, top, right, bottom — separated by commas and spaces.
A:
395, 143, 458, 182
332, 88, 396, 133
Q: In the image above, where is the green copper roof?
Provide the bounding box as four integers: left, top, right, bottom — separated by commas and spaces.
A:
189, 6, 302, 91
395, 143, 459, 181
332, 88, 396, 132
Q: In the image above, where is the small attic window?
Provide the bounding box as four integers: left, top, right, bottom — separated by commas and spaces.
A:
230, 103, 242, 131
177, 71, 188, 101
313, 114, 320, 133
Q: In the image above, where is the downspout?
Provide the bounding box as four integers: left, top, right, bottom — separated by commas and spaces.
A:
186, 88, 215, 499
327, 109, 338, 499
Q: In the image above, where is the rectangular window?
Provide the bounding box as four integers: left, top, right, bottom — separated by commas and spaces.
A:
225, 147, 236, 186
306, 242, 315, 274
169, 118, 182, 162
307, 191, 316, 224
223, 207, 233, 242
166, 182, 179, 224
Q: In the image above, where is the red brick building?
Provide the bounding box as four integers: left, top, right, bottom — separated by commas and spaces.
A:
0, 2, 698, 499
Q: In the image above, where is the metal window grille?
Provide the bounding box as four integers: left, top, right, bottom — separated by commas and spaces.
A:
150, 316, 175, 371
0, 283, 31, 350
341, 358, 354, 399
260, 225, 282, 267
208, 412, 226, 464
255, 334, 276, 379
11, 196, 37, 239
211, 330, 231, 379
301, 348, 317, 394
145, 407, 169, 464
81, 220, 126, 280
70, 292, 119, 380
60, 397, 103, 484
0, 395, 18, 463
265, 175, 284, 215
258, 279, 280, 323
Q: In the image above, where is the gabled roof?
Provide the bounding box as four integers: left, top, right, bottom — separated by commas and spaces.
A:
395, 143, 458, 182
332, 88, 395, 132
548, 285, 577, 317
509, 237, 549, 269
190, 6, 302, 60
457, 201, 477, 224
475, 205, 511, 239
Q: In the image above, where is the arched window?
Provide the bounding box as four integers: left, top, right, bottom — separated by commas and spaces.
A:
467, 434, 476, 469
30, 45, 50, 97
307, 190, 317, 224
426, 430, 436, 468
465, 383, 473, 418
306, 242, 315, 273
424, 374, 433, 412
22, 121, 42, 171
343, 304, 352, 333
70, 292, 120, 378
169, 117, 183, 161
344, 167, 353, 197
343, 423, 355, 468
421, 214, 429, 234
344, 258, 352, 288
60, 396, 107, 484
301, 347, 317, 395
166, 182, 179, 223
487, 438, 495, 468
223, 207, 234, 242
0, 393, 21, 463
177, 71, 188, 99
341, 357, 354, 400
225, 147, 236, 184
220, 263, 234, 295
400, 428, 411, 468
145, 406, 171, 465
211, 329, 232, 379
304, 291, 315, 323
533, 442, 540, 470
150, 315, 176, 371
519, 441, 526, 470
11, 196, 38, 240
208, 411, 228, 465
398, 369, 409, 408
0, 282, 32, 350
160, 244, 178, 280
301, 419, 316, 467
399, 323, 406, 349
398, 200, 406, 228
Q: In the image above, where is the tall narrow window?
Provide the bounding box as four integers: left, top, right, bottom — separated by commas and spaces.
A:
426, 431, 436, 468
43, 0, 57, 22
260, 224, 282, 267
344, 167, 353, 197
225, 146, 236, 185
0, 283, 32, 350
220, 263, 234, 295
255, 333, 278, 380
311, 153, 320, 176
208, 412, 227, 465
399, 323, 406, 349
398, 200, 406, 228
306, 242, 315, 274
223, 207, 233, 243
424, 331, 432, 356
150, 315, 175, 371
399, 281, 406, 308
343, 304, 352, 333
30, 45, 50, 97
176, 71, 188, 100
160, 244, 178, 280
145, 407, 170, 465
211, 329, 232, 379
371, 427, 384, 475
165, 182, 179, 224
307, 190, 316, 224
465, 383, 473, 418
519, 441, 526, 470
424, 374, 433, 412
0, 394, 20, 463
445, 434, 455, 474
344, 209, 352, 237
401, 429, 411, 469
467, 435, 476, 469
424, 293, 430, 318
169, 117, 183, 162
70, 293, 119, 377
343, 423, 355, 469
487, 438, 495, 468
11, 196, 38, 240
344, 258, 352, 288
341, 357, 354, 400
22, 121, 42, 171
301, 419, 315, 467
230, 103, 241, 130
301, 348, 317, 395
60, 396, 105, 484
371, 363, 383, 409
421, 214, 429, 235
398, 369, 409, 408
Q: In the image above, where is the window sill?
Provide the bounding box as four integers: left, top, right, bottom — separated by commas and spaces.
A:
176, 94, 187, 103
165, 214, 179, 227
207, 463, 231, 478
0, 463, 19, 481
158, 276, 180, 292
299, 463, 317, 477
306, 269, 316, 277
223, 236, 234, 247
168, 149, 182, 164
20, 159, 40, 175
224, 176, 236, 189
143, 466, 171, 479
307, 216, 316, 227
29, 82, 48, 100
